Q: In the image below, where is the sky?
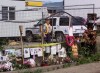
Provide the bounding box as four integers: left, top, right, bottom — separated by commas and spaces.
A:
40, 0, 63, 2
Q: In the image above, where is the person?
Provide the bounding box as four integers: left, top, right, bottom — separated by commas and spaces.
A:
43, 19, 52, 43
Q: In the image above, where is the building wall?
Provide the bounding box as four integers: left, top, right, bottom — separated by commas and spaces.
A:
64, 0, 100, 18
64, 0, 100, 7
0, 0, 48, 37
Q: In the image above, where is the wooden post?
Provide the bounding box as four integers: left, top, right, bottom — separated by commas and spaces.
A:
19, 25, 24, 64
40, 25, 44, 61
41, 11, 44, 61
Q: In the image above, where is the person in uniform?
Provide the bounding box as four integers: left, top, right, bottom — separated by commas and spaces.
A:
43, 19, 52, 43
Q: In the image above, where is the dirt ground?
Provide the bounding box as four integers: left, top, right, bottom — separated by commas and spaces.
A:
44, 62, 100, 73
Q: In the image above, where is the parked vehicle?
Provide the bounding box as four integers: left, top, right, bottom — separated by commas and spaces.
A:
27, 16, 87, 42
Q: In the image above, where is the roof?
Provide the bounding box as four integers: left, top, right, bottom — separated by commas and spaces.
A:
43, 2, 63, 10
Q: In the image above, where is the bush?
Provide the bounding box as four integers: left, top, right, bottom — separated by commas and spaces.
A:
0, 38, 8, 50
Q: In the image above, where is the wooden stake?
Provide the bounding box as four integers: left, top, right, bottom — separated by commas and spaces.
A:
40, 25, 44, 61
19, 25, 24, 64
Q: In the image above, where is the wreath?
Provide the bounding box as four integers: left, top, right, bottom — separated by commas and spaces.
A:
65, 35, 75, 46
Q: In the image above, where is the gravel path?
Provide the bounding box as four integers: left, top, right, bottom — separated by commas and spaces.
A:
44, 62, 100, 73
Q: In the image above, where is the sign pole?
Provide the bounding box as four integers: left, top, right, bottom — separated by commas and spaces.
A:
19, 25, 24, 64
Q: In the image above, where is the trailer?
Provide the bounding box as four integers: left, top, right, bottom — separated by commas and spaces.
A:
0, 0, 48, 38
64, 0, 100, 19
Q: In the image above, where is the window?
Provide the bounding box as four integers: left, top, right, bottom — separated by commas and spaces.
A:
2, 6, 15, 20
59, 17, 69, 26
71, 17, 85, 25
48, 10, 56, 14
2, 7, 8, 20
9, 7, 15, 20
50, 18, 56, 26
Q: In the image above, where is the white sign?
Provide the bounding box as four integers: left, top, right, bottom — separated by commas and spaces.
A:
57, 44, 61, 52
30, 48, 39, 55
5, 49, 15, 55
37, 48, 43, 57
30, 48, 35, 55
58, 47, 66, 57
0, 56, 8, 61
51, 46, 57, 55
45, 46, 51, 53
30, 48, 43, 56
24, 48, 30, 58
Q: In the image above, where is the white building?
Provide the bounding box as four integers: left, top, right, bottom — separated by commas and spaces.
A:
0, 0, 48, 37
64, 0, 100, 19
